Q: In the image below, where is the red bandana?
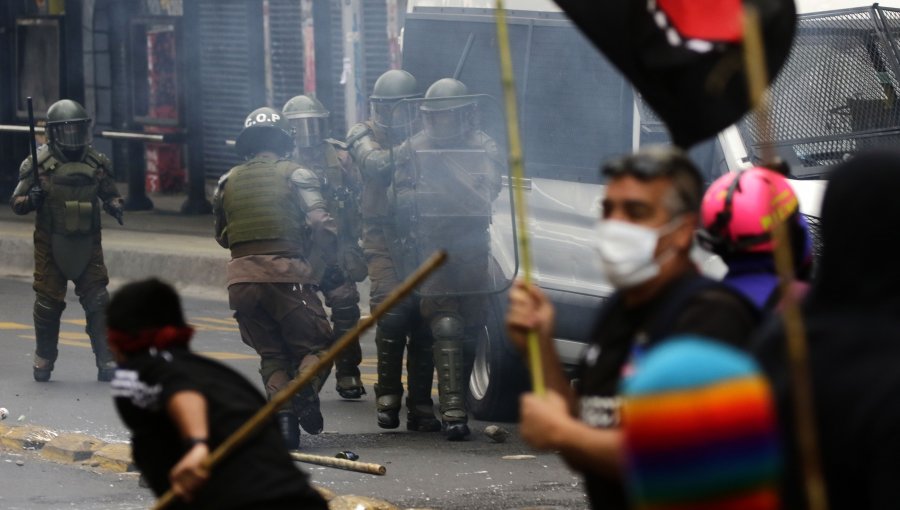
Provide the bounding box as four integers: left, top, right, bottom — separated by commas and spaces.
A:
107, 326, 194, 353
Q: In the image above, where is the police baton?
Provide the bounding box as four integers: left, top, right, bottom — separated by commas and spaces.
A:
151, 251, 447, 510
26, 97, 40, 192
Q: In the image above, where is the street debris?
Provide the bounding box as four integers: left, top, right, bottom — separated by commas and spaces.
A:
483, 425, 509, 443
501, 455, 536, 460
0, 407, 8, 420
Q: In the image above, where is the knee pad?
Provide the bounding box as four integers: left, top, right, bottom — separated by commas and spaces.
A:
431, 315, 464, 342
377, 304, 413, 338
81, 288, 110, 313
331, 304, 361, 324
35, 296, 65, 321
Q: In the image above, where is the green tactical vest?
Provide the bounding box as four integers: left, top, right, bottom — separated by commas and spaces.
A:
37, 153, 102, 236
222, 158, 308, 248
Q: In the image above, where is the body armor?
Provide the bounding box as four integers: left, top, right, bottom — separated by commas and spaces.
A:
221, 158, 309, 251
26, 146, 107, 280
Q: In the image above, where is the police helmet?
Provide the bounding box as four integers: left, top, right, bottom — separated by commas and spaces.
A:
282, 95, 330, 149
235, 107, 294, 159
420, 78, 476, 142
46, 99, 92, 150
370, 70, 419, 134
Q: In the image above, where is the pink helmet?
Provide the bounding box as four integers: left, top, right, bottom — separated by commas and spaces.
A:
699, 167, 799, 254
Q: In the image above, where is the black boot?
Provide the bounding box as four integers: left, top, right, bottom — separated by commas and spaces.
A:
332, 306, 366, 399
294, 354, 328, 435
376, 395, 401, 429
277, 412, 300, 450
33, 296, 64, 383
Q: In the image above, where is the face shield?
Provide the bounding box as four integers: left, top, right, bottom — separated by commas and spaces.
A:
422, 107, 473, 142
287, 117, 328, 149
371, 100, 416, 135
48, 120, 92, 149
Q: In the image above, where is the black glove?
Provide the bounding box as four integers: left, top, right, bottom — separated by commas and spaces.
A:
28, 186, 46, 210
104, 201, 125, 225
320, 264, 347, 293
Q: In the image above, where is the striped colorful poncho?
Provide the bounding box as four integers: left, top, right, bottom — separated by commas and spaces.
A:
621, 336, 781, 510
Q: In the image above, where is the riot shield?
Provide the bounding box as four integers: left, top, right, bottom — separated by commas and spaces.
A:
389, 94, 517, 297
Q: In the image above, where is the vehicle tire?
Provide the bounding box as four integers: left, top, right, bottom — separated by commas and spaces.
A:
467, 292, 529, 422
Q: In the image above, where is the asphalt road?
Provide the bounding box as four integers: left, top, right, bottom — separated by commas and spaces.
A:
0, 274, 588, 510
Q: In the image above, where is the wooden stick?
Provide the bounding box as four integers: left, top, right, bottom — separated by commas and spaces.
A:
290, 452, 386, 476
151, 251, 447, 510
494, 0, 545, 396
743, 8, 829, 510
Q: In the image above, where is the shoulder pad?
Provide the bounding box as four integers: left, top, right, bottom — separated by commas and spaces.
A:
289, 166, 321, 189
346, 123, 373, 146
215, 171, 230, 192
85, 147, 113, 171
325, 138, 348, 151
18, 145, 53, 179
18, 157, 33, 180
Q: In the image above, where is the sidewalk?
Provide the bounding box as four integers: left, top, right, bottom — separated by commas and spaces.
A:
0, 190, 229, 299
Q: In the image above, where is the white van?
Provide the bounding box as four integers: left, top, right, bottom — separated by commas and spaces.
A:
402, 1, 899, 420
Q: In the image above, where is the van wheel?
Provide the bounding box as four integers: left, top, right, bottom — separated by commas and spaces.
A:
467, 293, 529, 422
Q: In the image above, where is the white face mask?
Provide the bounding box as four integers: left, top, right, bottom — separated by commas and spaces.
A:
593, 218, 682, 289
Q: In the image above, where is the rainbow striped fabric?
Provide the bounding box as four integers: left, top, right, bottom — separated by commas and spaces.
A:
621, 336, 781, 510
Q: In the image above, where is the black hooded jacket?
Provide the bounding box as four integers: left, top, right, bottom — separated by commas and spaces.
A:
753, 151, 900, 510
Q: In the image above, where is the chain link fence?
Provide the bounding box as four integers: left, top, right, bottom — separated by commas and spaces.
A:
743, 6, 900, 177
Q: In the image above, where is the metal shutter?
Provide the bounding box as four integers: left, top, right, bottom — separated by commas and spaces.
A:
197, 0, 259, 178
328, 0, 346, 136
269, 0, 304, 110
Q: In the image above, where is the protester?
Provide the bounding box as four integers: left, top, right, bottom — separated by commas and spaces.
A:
507, 145, 759, 509
107, 278, 327, 510
753, 151, 900, 510
698, 165, 812, 311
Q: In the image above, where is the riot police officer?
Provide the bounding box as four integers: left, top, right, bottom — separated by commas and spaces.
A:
391, 78, 504, 440
282, 94, 367, 400
213, 107, 337, 449
345, 70, 441, 432
9, 99, 124, 383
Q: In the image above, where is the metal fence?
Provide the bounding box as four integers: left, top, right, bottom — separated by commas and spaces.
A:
743, 5, 900, 177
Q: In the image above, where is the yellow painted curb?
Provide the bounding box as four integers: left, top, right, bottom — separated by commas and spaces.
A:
89, 443, 135, 473
41, 433, 105, 463
328, 495, 400, 510
0, 424, 57, 450
314, 485, 337, 502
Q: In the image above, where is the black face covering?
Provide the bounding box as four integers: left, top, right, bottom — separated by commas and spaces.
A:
811, 151, 900, 311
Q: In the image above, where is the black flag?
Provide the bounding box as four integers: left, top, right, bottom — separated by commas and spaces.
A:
554, 0, 796, 148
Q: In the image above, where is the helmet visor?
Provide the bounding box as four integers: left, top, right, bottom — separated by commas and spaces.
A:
288, 117, 328, 148
372, 101, 415, 132
49, 120, 92, 149
423, 109, 469, 141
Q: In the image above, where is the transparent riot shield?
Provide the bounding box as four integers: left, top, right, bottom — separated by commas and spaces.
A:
389, 94, 517, 297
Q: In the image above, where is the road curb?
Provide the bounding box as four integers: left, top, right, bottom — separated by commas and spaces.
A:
0, 424, 57, 451
41, 432, 105, 463
89, 442, 135, 473
0, 423, 412, 510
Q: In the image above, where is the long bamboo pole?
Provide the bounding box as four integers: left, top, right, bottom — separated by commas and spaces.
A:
151, 251, 447, 510
742, 8, 828, 510
494, 0, 545, 396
